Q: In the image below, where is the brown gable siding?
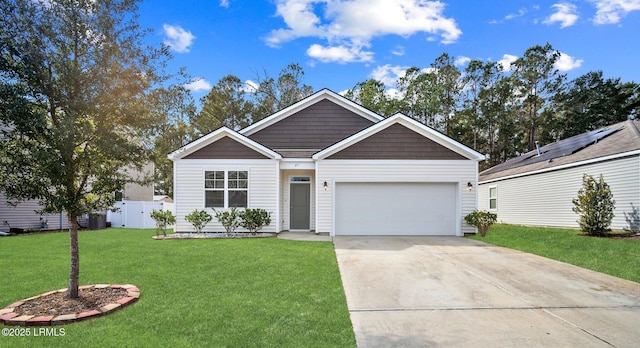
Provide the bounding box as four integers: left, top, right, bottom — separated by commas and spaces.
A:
247, 99, 374, 151
327, 124, 467, 160
184, 136, 269, 159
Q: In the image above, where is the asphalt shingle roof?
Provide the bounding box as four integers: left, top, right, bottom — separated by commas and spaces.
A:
479, 119, 640, 182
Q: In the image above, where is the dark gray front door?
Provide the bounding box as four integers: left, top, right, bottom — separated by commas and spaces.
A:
290, 183, 310, 230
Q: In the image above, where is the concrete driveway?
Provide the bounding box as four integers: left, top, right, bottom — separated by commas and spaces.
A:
333, 236, 640, 348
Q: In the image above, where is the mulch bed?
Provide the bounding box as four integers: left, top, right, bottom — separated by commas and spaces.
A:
579, 232, 640, 240
14, 287, 128, 317
0, 284, 140, 326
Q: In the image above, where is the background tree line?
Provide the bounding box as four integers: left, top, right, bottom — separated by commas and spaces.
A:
153, 44, 640, 196
345, 44, 640, 169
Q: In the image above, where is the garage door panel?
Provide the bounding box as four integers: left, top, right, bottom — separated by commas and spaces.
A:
335, 182, 456, 236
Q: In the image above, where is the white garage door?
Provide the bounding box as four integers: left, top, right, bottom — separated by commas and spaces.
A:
335, 182, 457, 236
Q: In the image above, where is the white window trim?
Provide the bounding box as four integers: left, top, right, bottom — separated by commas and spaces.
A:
204, 170, 249, 209
488, 185, 497, 211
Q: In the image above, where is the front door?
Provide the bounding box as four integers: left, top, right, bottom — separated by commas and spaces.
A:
290, 183, 310, 230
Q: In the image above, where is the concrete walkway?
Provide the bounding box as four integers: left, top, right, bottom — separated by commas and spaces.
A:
334, 236, 640, 348
277, 231, 332, 242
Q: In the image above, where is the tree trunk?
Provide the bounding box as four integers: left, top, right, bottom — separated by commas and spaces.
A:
67, 214, 80, 298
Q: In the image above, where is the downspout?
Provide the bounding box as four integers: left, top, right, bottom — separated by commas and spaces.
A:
275, 159, 281, 233
314, 158, 319, 235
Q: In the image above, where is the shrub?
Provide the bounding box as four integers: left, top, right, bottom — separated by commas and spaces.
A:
185, 209, 213, 233
239, 208, 271, 234
572, 174, 615, 236
464, 210, 497, 237
213, 207, 241, 234
150, 209, 176, 237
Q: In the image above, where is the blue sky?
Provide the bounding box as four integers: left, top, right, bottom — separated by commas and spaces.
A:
138, 0, 640, 100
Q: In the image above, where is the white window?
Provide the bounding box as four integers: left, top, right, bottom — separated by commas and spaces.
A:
205, 170, 248, 208
489, 186, 497, 210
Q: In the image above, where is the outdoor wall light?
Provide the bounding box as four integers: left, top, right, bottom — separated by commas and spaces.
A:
323, 181, 328, 191
467, 182, 473, 191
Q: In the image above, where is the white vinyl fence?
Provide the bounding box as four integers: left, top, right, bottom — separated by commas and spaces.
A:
108, 201, 174, 229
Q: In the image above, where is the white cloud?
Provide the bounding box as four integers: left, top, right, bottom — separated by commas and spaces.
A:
220, 0, 230, 8
392, 45, 405, 56
544, 3, 579, 27
243, 80, 259, 93
306, 43, 374, 63
498, 54, 518, 71
370, 64, 409, 87
589, 0, 640, 24
505, 7, 528, 20
266, 0, 462, 63
184, 78, 211, 92
554, 52, 584, 71
385, 88, 402, 99
162, 24, 195, 53
454, 56, 471, 67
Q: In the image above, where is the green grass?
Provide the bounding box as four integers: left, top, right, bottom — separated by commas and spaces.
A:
467, 224, 640, 283
0, 229, 356, 347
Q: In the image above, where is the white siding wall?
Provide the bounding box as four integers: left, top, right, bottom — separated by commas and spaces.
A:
0, 192, 69, 231
280, 170, 316, 231
173, 159, 278, 233
478, 156, 640, 229
316, 160, 479, 235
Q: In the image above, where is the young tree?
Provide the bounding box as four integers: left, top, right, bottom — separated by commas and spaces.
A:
0, 0, 168, 298
572, 174, 616, 236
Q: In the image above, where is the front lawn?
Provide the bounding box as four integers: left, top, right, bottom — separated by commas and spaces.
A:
1, 229, 355, 347
467, 224, 640, 283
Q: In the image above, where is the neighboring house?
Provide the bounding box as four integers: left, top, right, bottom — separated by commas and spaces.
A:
1, 119, 152, 231
478, 120, 640, 230
0, 192, 69, 231
1, 161, 154, 231
115, 162, 155, 202
169, 89, 484, 236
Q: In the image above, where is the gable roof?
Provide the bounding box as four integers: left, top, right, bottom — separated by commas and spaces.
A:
313, 114, 485, 161
239, 88, 383, 136
479, 120, 640, 183
168, 126, 282, 161
246, 98, 376, 156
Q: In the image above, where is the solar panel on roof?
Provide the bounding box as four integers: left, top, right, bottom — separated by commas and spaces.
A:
482, 125, 624, 175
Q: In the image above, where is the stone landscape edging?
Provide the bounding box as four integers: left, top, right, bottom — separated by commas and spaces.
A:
153, 232, 276, 239
0, 284, 140, 326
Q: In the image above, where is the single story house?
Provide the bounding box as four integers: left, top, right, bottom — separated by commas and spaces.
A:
169, 89, 484, 236
478, 119, 640, 230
